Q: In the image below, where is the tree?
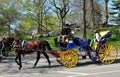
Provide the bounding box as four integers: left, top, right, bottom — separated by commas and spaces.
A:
50, 0, 70, 29
33, 0, 47, 34
13, 0, 58, 37
72, 0, 103, 29
17, 0, 47, 34
0, 0, 20, 37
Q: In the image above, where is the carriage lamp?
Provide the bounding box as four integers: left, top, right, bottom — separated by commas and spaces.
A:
65, 38, 68, 42
71, 31, 75, 35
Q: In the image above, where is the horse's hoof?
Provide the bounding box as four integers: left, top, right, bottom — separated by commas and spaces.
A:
49, 63, 51, 67
0, 58, 2, 62
19, 68, 21, 70
19, 67, 22, 70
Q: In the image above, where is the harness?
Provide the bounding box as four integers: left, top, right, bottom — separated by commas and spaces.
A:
22, 40, 27, 49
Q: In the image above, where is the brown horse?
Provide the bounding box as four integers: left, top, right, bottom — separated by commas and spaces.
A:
13, 39, 52, 70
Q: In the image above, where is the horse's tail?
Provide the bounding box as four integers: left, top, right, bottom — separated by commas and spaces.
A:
44, 41, 52, 50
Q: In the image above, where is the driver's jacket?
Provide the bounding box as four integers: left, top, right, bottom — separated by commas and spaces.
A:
59, 28, 73, 43
61, 28, 71, 35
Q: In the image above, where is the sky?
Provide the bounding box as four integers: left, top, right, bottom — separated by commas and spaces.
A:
108, 0, 113, 8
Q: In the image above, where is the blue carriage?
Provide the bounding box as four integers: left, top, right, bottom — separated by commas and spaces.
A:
55, 30, 118, 68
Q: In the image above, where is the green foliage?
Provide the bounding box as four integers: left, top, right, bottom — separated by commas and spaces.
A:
0, 0, 21, 36
43, 15, 59, 31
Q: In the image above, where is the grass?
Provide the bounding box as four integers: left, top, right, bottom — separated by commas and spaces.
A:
38, 36, 59, 51
109, 41, 120, 49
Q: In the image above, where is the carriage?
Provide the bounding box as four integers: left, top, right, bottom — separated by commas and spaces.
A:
52, 30, 118, 68
7, 30, 117, 70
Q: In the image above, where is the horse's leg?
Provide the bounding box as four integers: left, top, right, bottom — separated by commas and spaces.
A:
5, 49, 9, 57
33, 51, 41, 67
42, 52, 51, 66
15, 56, 19, 65
6, 46, 11, 57
0, 49, 2, 61
18, 53, 22, 70
0, 49, 2, 56
2, 49, 5, 56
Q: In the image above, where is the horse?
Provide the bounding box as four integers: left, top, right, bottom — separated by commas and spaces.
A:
13, 39, 52, 70
0, 37, 15, 57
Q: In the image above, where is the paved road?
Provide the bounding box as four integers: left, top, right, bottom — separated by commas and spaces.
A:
0, 51, 120, 77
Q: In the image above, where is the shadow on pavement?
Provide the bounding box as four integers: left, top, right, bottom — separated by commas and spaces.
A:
1, 56, 120, 70
0, 56, 15, 63
114, 58, 120, 63
28, 64, 63, 69
76, 58, 120, 67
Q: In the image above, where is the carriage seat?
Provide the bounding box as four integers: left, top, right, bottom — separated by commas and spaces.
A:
99, 30, 112, 45
100, 30, 112, 40
58, 35, 67, 43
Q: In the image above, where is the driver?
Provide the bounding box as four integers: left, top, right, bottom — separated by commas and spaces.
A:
61, 24, 71, 35
59, 24, 72, 43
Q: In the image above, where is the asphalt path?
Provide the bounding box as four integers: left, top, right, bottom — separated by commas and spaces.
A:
0, 51, 120, 77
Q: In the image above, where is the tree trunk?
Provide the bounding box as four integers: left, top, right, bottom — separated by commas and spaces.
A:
37, 13, 41, 33
60, 16, 65, 29
90, 0, 94, 30
8, 23, 10, 37
83, 0, 87, 41
105, 0, 109, 26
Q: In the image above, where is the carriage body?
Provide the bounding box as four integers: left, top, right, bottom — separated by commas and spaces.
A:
55, 30, 118, 68
58, 36, 89, 51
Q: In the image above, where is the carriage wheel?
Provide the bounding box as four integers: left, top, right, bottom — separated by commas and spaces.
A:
98, 43, 118, 64
60, 50, 79, 68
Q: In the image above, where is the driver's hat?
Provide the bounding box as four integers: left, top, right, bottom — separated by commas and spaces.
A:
64, 24, 70, 27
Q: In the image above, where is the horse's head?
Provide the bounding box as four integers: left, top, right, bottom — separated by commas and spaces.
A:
6, 37, 17, 44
